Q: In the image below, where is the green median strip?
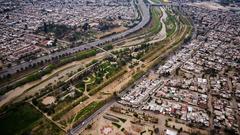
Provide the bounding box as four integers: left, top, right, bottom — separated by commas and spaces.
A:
72, 101, 105, 128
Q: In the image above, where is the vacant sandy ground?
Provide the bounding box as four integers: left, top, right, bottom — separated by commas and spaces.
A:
42, 96, 56, 105
81, 104, 155, 135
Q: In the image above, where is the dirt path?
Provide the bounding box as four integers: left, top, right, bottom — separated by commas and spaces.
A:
97, 26, 127, 39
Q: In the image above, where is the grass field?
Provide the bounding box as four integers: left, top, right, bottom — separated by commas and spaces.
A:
29, 118, 65, 135
165, 10, 177, 37
0, 103, 42, 135
0, 103, 64, 135
148, 8, 162, 37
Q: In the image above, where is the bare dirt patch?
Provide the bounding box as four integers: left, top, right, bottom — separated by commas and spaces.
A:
42, 96, 56, 105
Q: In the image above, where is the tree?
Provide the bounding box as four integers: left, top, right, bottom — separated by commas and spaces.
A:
32, 98, 38, 105
178, 127, 183, 133
210, 129, 216, 135
75, 90, 83, 98
82, 23, 90, 31
43, 21, 47, 33
24, 24, 28, 30
204, 68, 218, 77
7, 63, 12, 68
154, 128, 159, 134
175, 67, 180, 75
162, 72, 170, 77
86, 124, 92, 129
224, 128, 237, 135
133, 112, 138, 118
113, 92, 120, 100
53, 38, 57, 46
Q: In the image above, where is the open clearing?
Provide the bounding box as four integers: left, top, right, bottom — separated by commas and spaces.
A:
42, 96, 56, 105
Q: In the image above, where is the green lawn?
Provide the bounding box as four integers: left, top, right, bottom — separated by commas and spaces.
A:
149, 8, 162, 36
164, 10, 177, 37
0, 103, 42, 135
0, 103, 65, 135
30, 118, 64, 135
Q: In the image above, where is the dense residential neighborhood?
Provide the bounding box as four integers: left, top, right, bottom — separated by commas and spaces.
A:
0, 0, 137, 71
119, 1, 240, 134
0, 0, 240, 135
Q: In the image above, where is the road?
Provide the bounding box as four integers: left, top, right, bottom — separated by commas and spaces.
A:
68, 99, 116, 135
0, 0, 150, 78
